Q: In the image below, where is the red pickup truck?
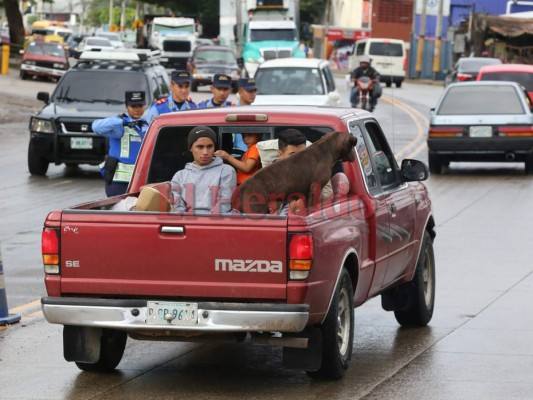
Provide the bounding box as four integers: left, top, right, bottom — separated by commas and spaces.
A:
41, 106, 436, 380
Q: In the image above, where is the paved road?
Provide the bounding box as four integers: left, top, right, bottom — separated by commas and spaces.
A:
1, 68, 532, 399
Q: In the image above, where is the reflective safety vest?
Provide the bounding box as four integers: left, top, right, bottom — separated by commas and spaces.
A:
99, 124, 145, 183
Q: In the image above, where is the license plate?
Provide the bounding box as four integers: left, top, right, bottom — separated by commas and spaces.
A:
70, 137, 93, 149
146, 301, 198, 326
469, 126, 492, 138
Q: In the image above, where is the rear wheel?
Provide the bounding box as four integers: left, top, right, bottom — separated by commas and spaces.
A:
525, 155, 533, 175
428, 153, 443, 175
395, 81, 402, 88
75, 329, 127, 372
308, 268, 354, 380
20, 70, 28, 80
28, 142, 49, 176
385, 81, 392, 88
394, 231, 435, 327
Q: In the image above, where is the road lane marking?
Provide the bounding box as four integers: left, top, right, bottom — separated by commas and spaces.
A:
9, 298, 41, 313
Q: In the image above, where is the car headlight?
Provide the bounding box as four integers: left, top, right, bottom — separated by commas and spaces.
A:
30, 118, 54, 134
24, 60, 36, 66
247, 57, 264, 64
53, 63, 66, 69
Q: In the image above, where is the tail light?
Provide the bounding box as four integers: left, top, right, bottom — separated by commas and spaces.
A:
403, 58, 407, 72
457, 73, 473, 81
42, 228, 60, 274
498, 126, 533, 137
428, 126, 464, 137
288, 234, 313, 280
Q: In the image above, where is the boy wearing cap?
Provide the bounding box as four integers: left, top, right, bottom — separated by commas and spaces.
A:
144, 70, 197, 122
92, 91, 149, 197
171, 126, 236, 214
197, 73, 236, 108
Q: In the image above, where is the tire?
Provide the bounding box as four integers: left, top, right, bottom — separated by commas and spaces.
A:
428, 153, 443, 175
20, 70, 28, 80
308, 269, 354, 380
28, 142, 49, 176
191, 80, 198, 92
361, 98, 367, 111
525, 155, 533, 175
385, 81, 392, 88
75, 329, 127, 372
394, 231, 435, 327
395, 81, 402, 88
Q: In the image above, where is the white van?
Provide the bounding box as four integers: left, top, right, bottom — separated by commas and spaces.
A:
349, 38, 407, 88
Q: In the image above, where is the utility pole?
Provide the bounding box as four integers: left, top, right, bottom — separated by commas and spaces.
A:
120, 0, 126, 32
415, 0, 427, 79
433, 0, 444, 80
109, 0, 113, 28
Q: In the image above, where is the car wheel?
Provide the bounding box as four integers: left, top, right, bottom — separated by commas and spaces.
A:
385, 81, 392, 88
525, 155, 533, 175
75, 329, 127, 372
428, 153, 443, 175
28, 142, 49, 176
20, 70, 28, 80
191, 80, 198, 92
394, 231, 435, 327
308, 268, 354, 380
395, 81, 402, 88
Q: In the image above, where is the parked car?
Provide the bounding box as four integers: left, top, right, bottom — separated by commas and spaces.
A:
253, 58, 341, 106
427, 81, 533, 174
477, 63, 533, 100
444, 57, 502, 86
186, 45, 241, 92
28, 50, 171, 176
19, 40, 69, 81
76, 37, 115, 54
95, 32, 125, 49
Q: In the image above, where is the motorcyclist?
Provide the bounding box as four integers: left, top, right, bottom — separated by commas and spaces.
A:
350, 55, 381, 111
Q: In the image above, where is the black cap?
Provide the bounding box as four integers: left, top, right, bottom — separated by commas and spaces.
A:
238, 77, 257, 91
125, 91, 146, 106
213, 73, 232, 88
171, 70, 191, 84
188, 126, 217, 149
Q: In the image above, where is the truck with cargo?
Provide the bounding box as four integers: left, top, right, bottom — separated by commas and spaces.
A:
40, 106, 436, 379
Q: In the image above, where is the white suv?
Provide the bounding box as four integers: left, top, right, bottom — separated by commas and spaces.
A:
252, 58, 341, 106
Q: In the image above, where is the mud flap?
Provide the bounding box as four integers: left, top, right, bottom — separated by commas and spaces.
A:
63, 325, 102, 363
283, 328, 322, 371
381, 283, 412, 312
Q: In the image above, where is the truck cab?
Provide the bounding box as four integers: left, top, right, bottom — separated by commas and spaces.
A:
149, 17, 198, 69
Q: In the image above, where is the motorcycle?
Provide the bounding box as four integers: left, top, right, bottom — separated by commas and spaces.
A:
356, 76, 374, 111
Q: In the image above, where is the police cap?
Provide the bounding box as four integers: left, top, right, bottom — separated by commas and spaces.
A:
171, 70, 191, 84
238, 77, 257, 91
125, 91, 146, 106
213, 73, 232, 88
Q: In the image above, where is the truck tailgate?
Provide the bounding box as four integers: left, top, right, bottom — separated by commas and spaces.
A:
59, 211, 288, 300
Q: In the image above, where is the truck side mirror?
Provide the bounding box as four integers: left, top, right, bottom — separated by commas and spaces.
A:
401, 159, 429, 181
37, 92, 50, 104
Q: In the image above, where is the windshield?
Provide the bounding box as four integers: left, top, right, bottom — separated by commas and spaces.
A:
28, 42, 65, 57
480, 71, 533, 92
53, 71, 149, 103
86, 38, 112, 46
255, 67, 324, 95
195, 50, 236, 63
369, 42, 403, 57
459, 58, 501, 72
438, 85, 525, 115
250, 28, 297, 42
154, 24, 194, 34
97, 33, 120, 41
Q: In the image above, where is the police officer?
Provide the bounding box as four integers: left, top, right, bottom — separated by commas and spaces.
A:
236, 77, 257, 106
197, 73, 236, 108
350, 55, 381, 111
144, 70, 197, 122
92, 91, 149, 197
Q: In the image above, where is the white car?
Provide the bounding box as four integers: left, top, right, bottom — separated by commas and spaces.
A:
77, 37, 115, 52
253, 58, 341, 106
95, 32, 125, 49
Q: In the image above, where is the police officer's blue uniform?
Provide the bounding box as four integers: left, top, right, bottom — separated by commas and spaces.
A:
197, 98, 235, 108
92, 91, 148, 197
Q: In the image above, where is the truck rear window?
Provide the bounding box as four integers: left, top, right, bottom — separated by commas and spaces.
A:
147, 125, 335, 184
369, 42, 403, 57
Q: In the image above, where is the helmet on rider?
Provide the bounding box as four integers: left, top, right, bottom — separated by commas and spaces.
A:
360, 55, 371, 67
